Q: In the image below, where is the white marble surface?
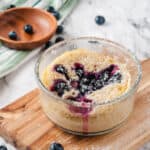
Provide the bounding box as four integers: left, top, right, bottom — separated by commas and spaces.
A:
0, 0, 150, 149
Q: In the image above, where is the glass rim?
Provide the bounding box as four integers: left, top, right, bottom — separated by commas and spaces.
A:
35, 36, 142, 107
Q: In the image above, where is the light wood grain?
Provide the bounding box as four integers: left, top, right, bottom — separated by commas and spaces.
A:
0, 7, 57, 50
0, 59, 149, 150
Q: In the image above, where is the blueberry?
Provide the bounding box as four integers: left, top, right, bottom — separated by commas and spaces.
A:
44, 41, 52, 50
85, 72, 95, 80
74, 63, 84, 78
47, 6, 55, 13
109, 73, 122, 83
80, 77, 90, 85
52, 11, 60, 20
50, 79, 69, 96
56, 25, 64, 34
24, 24, 33, 34
54, 64, 67, 74
8, 31, 17, 40
100, 71, 110, 82
75, 68, 84, 78
55, 37, 64, 43
54, 64, 69, 80
89, 78, 96, 86
50, 142, 64, 150
79, 85, 89, 95
7, 4, 16, 9
93, 80, 103, 90
95, 15, 105, 25
0, 145, 7, 150
56, 81, 68, 90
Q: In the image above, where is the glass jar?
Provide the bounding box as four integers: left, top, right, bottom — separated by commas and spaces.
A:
35, 37, 141, 136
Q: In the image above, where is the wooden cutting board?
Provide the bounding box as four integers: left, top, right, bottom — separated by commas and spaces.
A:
0, 59, 150, 150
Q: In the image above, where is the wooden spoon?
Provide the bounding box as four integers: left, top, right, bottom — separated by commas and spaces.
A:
0, 7, 57, 50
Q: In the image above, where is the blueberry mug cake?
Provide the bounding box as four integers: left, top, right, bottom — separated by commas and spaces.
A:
36, 38, 141, 135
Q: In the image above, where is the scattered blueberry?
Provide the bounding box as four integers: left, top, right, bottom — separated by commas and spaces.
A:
56, 25, 64, 34
7, 4, 16, 9
55, 37, 64, 43
0, 145, 7, 150
24, 24, 33, 34
47, 6, 55, 13
95, 15, 105, 25
8, 31, 17, 40
50, 142, 64, 150
47, 6, 60, 20
44, 41, 52, 49
52, 11, 60, 20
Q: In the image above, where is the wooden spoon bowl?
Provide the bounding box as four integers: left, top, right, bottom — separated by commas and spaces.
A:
0, 7, 57, 50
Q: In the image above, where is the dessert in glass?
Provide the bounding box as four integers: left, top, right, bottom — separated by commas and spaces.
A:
35, 37, 141, 136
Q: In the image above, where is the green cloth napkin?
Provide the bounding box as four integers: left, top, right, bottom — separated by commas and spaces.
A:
0, 0, 78, 78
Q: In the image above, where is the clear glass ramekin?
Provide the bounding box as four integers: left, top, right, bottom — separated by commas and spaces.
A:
35, 37, 142, 136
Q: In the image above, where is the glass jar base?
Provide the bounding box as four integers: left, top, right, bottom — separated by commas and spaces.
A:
57, 120, 127, 136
